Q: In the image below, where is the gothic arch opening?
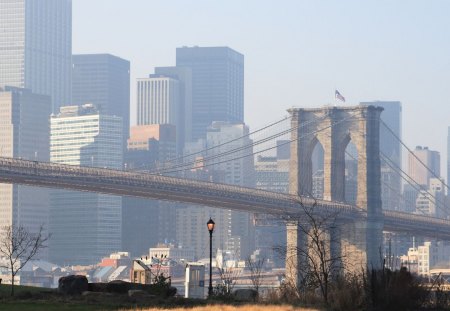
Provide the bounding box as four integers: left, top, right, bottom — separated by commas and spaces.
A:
311, 140, 324, 199
344, 138, 358, 205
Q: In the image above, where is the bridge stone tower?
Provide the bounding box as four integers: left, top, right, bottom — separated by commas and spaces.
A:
286, 105, 384, 286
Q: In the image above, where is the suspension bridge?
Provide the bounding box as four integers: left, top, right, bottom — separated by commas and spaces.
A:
0, 104, 449, 286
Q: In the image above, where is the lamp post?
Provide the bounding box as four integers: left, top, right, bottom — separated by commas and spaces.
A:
207, 218, 215, 297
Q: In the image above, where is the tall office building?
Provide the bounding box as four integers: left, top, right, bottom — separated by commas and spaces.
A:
176, 139, 231, 260
0, 0, 72, 112
0, 87, 51, 242
361, 101, 402, 211
72, 54, 130, 150
408, 146, 440, 188
137, 77, 183, 153
177, 122, 255, 260
123, 125, 177, 257
176, 46, 244, 141
50, 104, 123, 265
254, 155, 289, 266
154, 66, 193, 149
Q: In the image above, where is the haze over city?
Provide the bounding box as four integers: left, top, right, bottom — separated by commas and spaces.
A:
1, 1, 450, 309
74, 0, 450, 169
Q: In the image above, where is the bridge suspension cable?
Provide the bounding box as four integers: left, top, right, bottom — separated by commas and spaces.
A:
380, 152, 449, 217
380, 120, 450, 193
154, 111, 365, 176
149, 113, 323, 175
158, 115, 292, 166
344, 147, 439, 217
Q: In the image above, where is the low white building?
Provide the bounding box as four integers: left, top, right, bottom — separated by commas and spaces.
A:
148, 244, 195, 264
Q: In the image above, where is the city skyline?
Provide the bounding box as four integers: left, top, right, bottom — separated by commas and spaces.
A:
72, 0, 450, 175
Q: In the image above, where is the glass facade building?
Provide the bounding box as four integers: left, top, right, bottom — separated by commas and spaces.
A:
176, 46, 244, 141
0, 87, 51, 245
0, 0, 72, 113
72, 54, 130, 150
50, 104, 123, 265
137, 76, 185, 153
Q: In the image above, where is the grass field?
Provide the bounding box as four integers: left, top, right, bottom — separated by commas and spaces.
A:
122, 306, 319, 311
0, 303, 320, 311
0, 285, 320, 311
0, 302, 111, 311
0, 283, 54, 297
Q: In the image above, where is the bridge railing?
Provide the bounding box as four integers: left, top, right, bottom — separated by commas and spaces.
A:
1, 157, 450, 237
0, 156, 361, 215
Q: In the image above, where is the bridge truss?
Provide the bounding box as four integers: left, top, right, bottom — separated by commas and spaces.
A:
0, 156, 449, 239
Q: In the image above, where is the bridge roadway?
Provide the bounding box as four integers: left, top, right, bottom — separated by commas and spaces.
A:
0, 157, 448, 239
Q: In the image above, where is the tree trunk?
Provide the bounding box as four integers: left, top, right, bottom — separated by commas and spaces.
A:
11, 272, 14, 296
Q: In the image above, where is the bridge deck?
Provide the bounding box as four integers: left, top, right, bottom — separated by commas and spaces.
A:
0, 157, 449, 239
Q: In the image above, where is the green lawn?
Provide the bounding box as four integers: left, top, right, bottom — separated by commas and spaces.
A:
0, 302, 114, 311
0, 283, 54, 297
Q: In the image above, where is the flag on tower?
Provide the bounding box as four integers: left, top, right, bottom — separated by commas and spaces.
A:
335, 90, 345, 102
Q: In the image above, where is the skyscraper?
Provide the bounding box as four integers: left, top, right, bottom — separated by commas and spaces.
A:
408, 146, 440, 188
123, 125, 177, 257
176, 46, 244, 141
50, 104, 123, 265
0, 87, 51, 252
72, 54, 130, 149
137, 76, 182, 153
0, 0, 72, 112
176, 122, 255, 260
154, 66, 193, 150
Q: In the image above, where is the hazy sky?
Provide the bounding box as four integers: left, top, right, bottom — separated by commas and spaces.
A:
73, 1, 450, 169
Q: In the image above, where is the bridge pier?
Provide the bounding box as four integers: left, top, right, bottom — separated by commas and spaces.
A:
287, 106, 384, 288
329, 225, 343, 279
340, 219, 383, 272
285, 221, 307, 288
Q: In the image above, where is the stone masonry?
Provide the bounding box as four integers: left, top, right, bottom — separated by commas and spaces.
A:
286, 106, 384, 287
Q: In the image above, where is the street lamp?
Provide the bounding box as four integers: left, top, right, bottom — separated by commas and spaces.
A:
207, 218, 215, 297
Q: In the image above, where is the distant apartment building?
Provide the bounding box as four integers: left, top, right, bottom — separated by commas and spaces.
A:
255, 155, 289, 193
123, 125, 177, 257
0, 87, 51, 247
312, 170, 325, 199
254, 154, 289, 266
176, 46, 244, 141
415, 178, 446, 218
401, 241, 447, 277
0, 0, 72, 113
345, 155, 358, 205
176, 122, 255, 260
408, 146, 440, 188
148, 243, 195, 263
403, 184, 419, 213
72, 54, 130, 149
206, 122, 255, 259
50, 104, 123, 265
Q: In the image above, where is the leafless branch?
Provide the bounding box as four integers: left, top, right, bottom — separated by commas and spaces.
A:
0, 224, 49, 296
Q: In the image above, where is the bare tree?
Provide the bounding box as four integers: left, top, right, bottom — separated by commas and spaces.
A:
277, 198, 345, 305
215, 259, 242, 296
246, 255, 265, 296
0, 225, 49, 296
